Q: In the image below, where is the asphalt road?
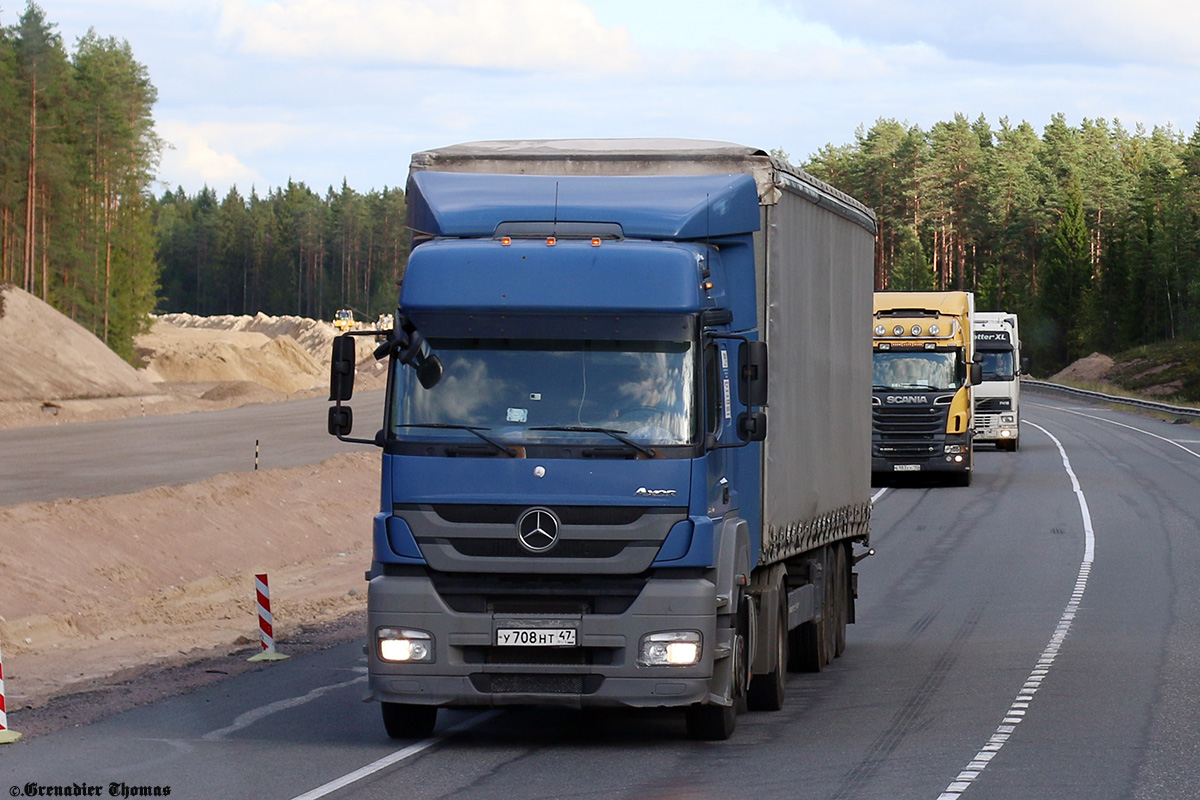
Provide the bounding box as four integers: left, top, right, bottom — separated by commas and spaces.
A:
4, 394, 1200, 799
0, 390, 384, 505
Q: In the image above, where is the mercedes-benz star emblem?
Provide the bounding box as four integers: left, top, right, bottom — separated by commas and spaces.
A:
516, 507, 560, 553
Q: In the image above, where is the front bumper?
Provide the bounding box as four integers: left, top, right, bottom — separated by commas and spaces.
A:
872, 433, 973, 474
366, 571, 724, 710
974, 412, 1019, 443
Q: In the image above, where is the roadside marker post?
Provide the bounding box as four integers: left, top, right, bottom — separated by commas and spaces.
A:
0, 636, 22, 743
248, 572, 289, 662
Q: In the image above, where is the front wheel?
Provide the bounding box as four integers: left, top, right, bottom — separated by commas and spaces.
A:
685, 702, 737, 740
381, 702, 438, 739
747, 594, 788, 711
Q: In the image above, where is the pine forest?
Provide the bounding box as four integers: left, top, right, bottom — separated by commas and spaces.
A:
4, 4, 1200, 375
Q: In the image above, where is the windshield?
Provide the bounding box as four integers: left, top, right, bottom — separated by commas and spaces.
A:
873, 350, 963, 391
390, 338, 697, 446
979, 349, 1015, 381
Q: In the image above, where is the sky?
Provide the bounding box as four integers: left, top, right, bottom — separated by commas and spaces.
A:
15, 0, 1200, 197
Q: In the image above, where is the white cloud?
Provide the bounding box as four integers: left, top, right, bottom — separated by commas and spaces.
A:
773, 0, 1200, 67
216, 0, 637, 71
156, 120, 276, 191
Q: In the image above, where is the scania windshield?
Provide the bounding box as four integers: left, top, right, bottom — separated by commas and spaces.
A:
389, 338, 698, 449
873, 350, 965, 392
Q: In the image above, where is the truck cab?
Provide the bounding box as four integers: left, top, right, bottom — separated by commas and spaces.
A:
973, 311, 1023, 450
871, 291, 981, 485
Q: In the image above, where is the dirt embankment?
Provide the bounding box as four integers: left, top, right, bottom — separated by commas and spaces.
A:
0, 453, 376, 711
0, 285, 387, 725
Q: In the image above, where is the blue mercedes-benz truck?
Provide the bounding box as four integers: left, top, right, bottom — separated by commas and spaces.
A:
327, 139, 876, 740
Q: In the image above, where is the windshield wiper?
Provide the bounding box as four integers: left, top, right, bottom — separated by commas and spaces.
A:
395, 423, 517, 457
529, 426, 657, 459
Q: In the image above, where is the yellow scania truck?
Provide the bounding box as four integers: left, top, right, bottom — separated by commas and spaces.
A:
871, 291, 982, 486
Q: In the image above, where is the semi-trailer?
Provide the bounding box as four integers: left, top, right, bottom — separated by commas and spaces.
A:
327, 139, 877, 740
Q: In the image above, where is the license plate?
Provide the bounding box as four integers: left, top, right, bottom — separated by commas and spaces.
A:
893, 464, 921, 472
496, 628, 577, 646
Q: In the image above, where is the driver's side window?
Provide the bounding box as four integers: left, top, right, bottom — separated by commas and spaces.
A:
705, 342, 723, 437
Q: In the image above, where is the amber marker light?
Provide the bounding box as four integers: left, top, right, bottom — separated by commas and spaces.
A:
500, 236, 512, 246
591, 237, 602, 247
546, 237, 557, 246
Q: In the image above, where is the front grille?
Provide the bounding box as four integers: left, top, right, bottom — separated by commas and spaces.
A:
446, 538, 627, 559
427, 504, 661, 525
468, 647, 594, 666
428, 573, 648, 614
975, 398, 1012, 412
873, 404, 948, 457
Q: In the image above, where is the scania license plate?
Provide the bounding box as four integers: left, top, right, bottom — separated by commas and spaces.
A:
893, 464, 921, 472
496, 628, 577, 646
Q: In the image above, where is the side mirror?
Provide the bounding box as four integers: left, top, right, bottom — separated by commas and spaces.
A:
738, 410, 767, 442
330, 335, 357, 402
417, 354, 444, 390
328, 405, 353, 437
738, 341, 768, 408
1020, 356, 1030, 375
970, 362, 984, 386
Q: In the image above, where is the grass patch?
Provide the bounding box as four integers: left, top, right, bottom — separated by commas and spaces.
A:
1104, 341, 1200, 403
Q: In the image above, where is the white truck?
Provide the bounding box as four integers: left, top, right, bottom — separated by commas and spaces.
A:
972, 311, 1024, 451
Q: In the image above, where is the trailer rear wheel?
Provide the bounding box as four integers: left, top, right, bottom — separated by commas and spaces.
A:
789, 546, 834, 672
834, 543, 848, 658
381, 702, 437, 739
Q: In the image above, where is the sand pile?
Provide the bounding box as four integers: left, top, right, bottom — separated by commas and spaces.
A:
0, 285, 155, 402
159, 311, 378, 364
137, 320, 327, 394
1049, 352, 1114, 383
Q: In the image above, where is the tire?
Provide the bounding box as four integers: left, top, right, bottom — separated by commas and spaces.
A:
686, 702, 737, 740
820, 546, 837, 666
834, 543, 848, 658
747, 594, 788, 711
788, 546, 833, 673
381, 702, 438, 739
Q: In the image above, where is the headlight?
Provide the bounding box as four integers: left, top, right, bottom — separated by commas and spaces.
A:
892, 325, 905, 336
377, 628, 434, 662
944, 444, 964, 454
874, 324, 886, 336
929, 324, 941, 335
639, 631, 702, 666
911, 324, 922, 336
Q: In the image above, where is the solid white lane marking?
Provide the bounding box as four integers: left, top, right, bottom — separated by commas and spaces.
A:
1028, 403, 1200, 459
935, 421, 1094, 799
871, 487, 889, 504
289, 710, 500, 800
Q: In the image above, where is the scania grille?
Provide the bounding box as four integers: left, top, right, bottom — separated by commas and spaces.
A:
872, 405, 947, 457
